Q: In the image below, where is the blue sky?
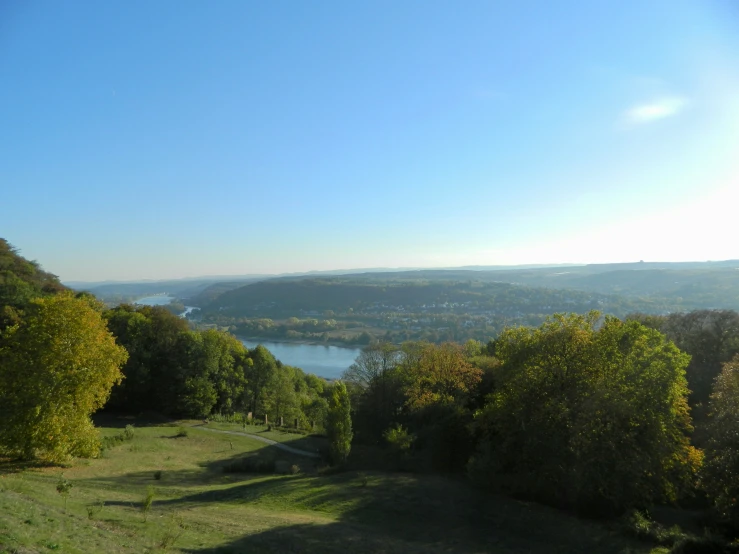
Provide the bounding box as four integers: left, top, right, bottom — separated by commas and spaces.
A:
2, 0, 738, 281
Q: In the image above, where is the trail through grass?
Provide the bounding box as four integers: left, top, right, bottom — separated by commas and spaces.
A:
0, 415, 654, 553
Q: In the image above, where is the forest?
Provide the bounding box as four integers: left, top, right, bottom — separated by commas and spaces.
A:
2, 237, 739, 552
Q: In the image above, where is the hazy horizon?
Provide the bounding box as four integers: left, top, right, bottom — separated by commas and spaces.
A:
3, 1, 738, 281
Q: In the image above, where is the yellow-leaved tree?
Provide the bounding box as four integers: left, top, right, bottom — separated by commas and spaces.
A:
0, 293, 128, 463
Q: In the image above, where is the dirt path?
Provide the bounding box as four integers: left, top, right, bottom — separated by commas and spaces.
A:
193, 424, 320, 458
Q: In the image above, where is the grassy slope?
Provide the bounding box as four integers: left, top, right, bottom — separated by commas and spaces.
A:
0, 419, 652, 554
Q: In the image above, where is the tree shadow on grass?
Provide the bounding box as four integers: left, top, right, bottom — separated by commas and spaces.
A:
181, 521, 470, 554
83, 446, 315, 490
103, 468, 643, 554
0, 458, 59, 475
94, 411, 177, 428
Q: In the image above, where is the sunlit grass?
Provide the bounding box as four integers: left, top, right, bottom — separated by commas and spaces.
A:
0, 417, 652, 553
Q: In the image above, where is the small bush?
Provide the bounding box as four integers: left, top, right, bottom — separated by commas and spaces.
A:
55, 475, 73, 512
141, 487, 155, 522
619, 510, 687, 547
290, 464, 300, 475
100, 426, 136, 451
86, 501, 104, 520
159, 513, 189, 550
175, 427, 189, 438
154, 470, 163, 480
669, 534, 738, 554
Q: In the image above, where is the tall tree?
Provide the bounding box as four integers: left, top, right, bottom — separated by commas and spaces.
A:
244, 345, 277, 416
0, 294, 128, 462
326, 381, 353, 465
701, 355, 739, 527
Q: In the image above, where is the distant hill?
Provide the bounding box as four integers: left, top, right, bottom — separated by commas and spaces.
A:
67, 276, 266, 303
198, 260, 739, 318
201, 276, 655, 320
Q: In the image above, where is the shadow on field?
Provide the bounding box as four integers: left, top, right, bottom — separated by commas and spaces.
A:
0, 458, 57, 475
149, 471, 638, 554
93, 412, 175, 429
85, 447, 315, 490
182, 521, 473, 554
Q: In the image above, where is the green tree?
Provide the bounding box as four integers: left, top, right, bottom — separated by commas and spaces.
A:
470, 312, 698, 514
701, 354, 739, 526
245, 345, 277, 417
0, 294, 128, 462
326, 381, 353, 465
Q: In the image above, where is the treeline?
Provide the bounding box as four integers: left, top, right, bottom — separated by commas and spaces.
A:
0, 240, 334, 464
104, 304, 331, 427
344, 312, 739, 533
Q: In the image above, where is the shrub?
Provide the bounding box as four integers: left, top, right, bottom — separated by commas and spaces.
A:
154, 470, 163, 480
619, 510, 686, 546
55, 474, 73, 512
86, 501, 104, 520
290, 464, 300, 475
159, 513, 189, 550
141, 487, 155, 522
326, 382, 352, 465
100, 425, 136, 451
174, 427, 189, 438
384, 424, 413, 452
702, 355, 739, 530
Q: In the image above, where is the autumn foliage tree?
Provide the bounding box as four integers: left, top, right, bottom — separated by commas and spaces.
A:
0, 293, 128, 462
405, 342, 482, 409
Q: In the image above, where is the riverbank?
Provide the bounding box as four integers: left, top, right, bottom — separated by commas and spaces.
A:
235, 334, 367, 348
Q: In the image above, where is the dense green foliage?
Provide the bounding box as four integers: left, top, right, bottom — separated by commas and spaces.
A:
104, 304, 329, 426
470, 313, 699, 514
0, 238, 67, 331
702, 355, 739, 527
104, 304, 250, 417
0, 241, 127, 462
627, 310, 739, 442
326, 381, 353, 465
0, 294, 128, 462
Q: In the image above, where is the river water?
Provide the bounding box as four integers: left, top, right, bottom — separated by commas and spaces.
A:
133, 296, 359, 379
239, 339, 361, 380
134, 295, 175, 306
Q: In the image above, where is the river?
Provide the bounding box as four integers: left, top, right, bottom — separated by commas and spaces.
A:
134, 294, 175, 306
133, 296, 360, 379
239, 339, 361, 380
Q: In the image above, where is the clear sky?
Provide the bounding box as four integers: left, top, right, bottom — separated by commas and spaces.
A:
2, 0, 738, 282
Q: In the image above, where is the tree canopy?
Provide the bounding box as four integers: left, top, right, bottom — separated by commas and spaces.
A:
0, 294, 128, 462
469, 312, 698, 514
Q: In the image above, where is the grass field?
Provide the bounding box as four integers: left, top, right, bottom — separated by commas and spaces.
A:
0, 415, 657, 554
